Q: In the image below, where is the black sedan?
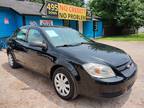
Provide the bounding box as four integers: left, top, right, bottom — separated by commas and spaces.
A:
7, 26, 137, 100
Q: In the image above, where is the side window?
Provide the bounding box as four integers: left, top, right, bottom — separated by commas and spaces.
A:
28, 29, 44, 43
16, 29, 27, 41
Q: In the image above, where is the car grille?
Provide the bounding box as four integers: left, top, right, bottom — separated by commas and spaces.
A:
116, 60, 133, 72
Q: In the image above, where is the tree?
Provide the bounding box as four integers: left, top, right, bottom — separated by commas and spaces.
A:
30, 0, 84, 7
49, 0, 84, 7
89, 0, 144, 35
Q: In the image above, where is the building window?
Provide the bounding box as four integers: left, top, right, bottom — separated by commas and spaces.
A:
63, 20, 70, 27
93, 21, 98, 31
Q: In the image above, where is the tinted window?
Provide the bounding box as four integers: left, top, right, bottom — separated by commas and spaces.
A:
28, 29, 44, 43
43, 28, 87, 47
16, 29, 27, 41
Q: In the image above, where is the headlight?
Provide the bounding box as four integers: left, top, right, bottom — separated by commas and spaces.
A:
82, 63, 115, 78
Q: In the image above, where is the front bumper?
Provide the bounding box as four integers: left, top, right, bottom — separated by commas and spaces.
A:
97, 74, 136, 97
76, 64, 137, 98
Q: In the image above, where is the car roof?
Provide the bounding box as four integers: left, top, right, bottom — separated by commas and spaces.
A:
20, 25, 71, 30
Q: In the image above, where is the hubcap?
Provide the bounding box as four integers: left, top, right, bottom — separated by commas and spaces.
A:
8, 54, 13, 66
54, 73, 70, 96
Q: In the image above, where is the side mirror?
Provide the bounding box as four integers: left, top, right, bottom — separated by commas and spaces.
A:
29, 42, 47, 50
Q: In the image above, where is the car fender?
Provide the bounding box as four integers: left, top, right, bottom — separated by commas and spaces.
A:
51, 59, 80, 81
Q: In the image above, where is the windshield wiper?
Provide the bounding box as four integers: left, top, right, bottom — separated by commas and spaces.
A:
74, 42, 90, 46
56, 44, 75, 47
80, 42, 90, 44
56, 42, 90, 47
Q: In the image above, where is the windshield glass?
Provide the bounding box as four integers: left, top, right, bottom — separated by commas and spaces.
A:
43, 27, 88, 47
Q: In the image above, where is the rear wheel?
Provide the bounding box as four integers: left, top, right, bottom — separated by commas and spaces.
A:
8, 53, 20, 68
52, 67, 77, 100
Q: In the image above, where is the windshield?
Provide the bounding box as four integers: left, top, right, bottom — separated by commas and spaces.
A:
43, 27, 88, 47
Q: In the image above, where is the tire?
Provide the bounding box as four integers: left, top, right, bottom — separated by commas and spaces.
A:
52, 67, 78, 100
8, 52, 20, 68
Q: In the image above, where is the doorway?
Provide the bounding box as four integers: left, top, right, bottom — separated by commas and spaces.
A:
63, 20, 79, 31
63, 20, 83, 34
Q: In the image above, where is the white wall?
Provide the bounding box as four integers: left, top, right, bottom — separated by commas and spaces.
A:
138, 27, 144, 33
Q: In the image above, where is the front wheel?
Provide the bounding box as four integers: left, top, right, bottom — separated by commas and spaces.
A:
8, 53, 20, 68
52, 67, 78, 100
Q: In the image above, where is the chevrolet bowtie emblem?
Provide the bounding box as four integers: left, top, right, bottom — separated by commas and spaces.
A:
127, 64, 130, 68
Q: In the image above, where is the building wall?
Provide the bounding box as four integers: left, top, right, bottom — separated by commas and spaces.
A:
83, 20, 103, 38
25, 16, 63, 26
0, 8, 103, 39
83, 21, 94, 38
0, 8, 22, 37
95, 21, 103, 37
15, 14, 23, 28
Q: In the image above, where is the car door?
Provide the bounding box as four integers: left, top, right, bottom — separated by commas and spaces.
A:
25, 28, 53, 76
11, 28, 29, 65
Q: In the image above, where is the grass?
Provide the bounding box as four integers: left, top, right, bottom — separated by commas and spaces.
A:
96, 33, 144, 41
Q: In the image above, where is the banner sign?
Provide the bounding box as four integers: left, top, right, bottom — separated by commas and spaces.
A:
47, 2, 90, 21
47, 2, 58, 18
58, 3, 86, 21
40, 20, 53, 26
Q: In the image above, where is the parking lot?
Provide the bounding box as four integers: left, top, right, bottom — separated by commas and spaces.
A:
0, 41, 144, 108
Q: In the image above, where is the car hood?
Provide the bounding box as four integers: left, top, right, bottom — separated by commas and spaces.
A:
57, 42, 130, 67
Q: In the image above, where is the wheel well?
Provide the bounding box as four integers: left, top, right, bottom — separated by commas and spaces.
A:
50, 65, 64, 80
7, 49, 10, 55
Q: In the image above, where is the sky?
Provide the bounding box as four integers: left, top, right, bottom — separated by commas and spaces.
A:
84, 0, 89, 4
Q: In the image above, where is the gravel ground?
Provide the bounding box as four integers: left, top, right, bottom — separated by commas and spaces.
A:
0, 41, 144, 108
